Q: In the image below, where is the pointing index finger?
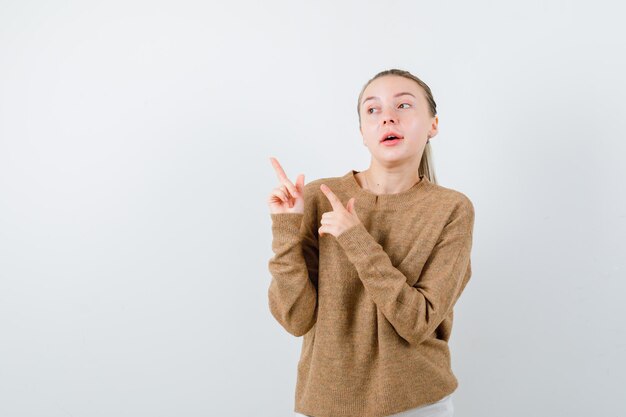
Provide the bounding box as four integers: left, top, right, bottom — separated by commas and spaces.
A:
270, 157, 287, 180
269, 157, 299, 197
320, 184, 344, 211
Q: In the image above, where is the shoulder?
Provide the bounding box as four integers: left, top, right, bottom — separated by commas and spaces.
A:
427, 182, 474, 214
426, 182, 475, 234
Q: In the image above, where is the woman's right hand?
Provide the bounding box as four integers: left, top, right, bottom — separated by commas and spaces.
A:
268, 157, 305, 214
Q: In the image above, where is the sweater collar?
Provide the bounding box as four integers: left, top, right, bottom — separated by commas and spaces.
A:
342, 170, 432, 210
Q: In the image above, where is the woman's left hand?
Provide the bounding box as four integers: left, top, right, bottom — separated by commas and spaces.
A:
318, 184, 361, 238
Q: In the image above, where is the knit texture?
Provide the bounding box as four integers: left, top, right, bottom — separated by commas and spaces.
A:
268, 169, 475, 417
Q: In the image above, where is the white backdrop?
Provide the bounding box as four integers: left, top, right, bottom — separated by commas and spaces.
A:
1, 1, 625, 416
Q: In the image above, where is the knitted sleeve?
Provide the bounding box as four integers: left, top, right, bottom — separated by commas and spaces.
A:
267, 186, 319, 337
335, 197, 474, 345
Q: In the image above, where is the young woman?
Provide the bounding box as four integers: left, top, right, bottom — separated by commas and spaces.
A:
267, 69, 474, 417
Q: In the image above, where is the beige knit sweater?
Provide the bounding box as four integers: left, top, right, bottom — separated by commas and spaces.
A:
268, 169, 475, 417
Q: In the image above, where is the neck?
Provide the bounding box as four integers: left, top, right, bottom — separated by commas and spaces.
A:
362, 166, 422, 195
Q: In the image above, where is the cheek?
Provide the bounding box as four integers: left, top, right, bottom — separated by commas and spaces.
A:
361, 126, 377, 141
404, 123, 426, 137
368, 134, 382, 145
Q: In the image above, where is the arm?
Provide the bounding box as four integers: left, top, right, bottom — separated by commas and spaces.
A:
335, 198, 474, 345
267, 189, 319, 337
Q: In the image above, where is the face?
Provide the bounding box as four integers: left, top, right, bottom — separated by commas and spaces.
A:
359, 75, 438, 165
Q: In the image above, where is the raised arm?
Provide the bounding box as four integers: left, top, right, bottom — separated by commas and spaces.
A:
267, 184, 319, 336
335, 198, 474, 345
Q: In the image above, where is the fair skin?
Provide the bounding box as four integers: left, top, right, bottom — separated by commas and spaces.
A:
267, 157, 360, 238
357, 74, 438, 194
267, 75, 438, 238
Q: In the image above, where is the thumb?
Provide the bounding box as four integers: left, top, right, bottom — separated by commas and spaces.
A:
346, 197, 357, 215
296, 174, 305, 196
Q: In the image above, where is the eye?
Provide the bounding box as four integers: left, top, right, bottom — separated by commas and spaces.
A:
366, 103, 410, 114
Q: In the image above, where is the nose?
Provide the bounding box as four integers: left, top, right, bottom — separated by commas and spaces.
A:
380, 107, 398, 125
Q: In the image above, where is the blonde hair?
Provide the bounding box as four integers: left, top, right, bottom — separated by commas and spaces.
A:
357, 68, 438, 184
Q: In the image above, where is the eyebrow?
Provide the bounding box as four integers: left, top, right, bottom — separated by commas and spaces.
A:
361, 92, 416, 107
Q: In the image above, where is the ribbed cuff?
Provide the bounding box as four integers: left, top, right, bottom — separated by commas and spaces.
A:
270, 212, 304, 234
335, 222, 375, 263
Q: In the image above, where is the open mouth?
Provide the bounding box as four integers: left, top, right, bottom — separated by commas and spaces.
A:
382, 135, 402, 142
380, 133, 404, 145
380, 131, 404, 143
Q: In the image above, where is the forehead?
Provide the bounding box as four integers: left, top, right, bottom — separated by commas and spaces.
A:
361, 75, 422, 104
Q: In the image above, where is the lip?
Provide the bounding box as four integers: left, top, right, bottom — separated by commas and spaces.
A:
379, 131, 404, 143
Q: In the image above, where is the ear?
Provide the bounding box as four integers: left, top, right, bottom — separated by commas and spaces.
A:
429, 116, 439, 138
